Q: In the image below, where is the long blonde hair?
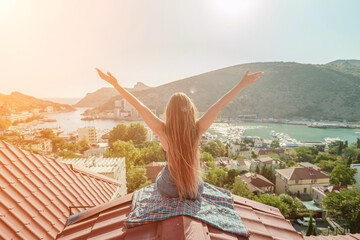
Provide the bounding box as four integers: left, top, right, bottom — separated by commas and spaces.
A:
164, 92, 200, 199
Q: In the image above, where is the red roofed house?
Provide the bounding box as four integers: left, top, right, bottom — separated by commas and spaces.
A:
275, 167, 330, 196
144, 161, 166, 182
56, 193, 305, 240
239, 172, 274, 195
0, 140, 122, 240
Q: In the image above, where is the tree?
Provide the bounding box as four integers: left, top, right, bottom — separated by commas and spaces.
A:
108, 124, 128, 144
294, 146, 315, 163
39, 128, 55, 139
136, 141, 164, 165
306, 215, 317, 236
343, 147, 359, 159
126, 167, 152, 193
231, 178, 254, 199
347, 156, 353, 166
52, 137, 67, 152
78, 137, 90, 153
255, 194, 291, 218
126, 123, 147, 146
58, 150, 77, 159
0, 118, 11, 130
255, 164, 260, 174
357, 138, 360, 149
201, 152, 216, 169
330, 165, 357, 186
227, 169, 241, 185
350, 211, 360, 234
201, 140, 227, 158
322, 187, 360, 233
104, 140, 139, 171
204, 167, 228, 187
271, 140, 280, 150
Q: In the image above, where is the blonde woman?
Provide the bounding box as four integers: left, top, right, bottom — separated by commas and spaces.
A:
97, 68, 263, 199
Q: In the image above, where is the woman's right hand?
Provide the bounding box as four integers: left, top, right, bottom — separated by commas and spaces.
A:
239, 70, 263, 88
96, 68, 118, 86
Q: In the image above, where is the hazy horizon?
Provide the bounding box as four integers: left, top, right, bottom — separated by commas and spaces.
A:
1, 0, 360, 98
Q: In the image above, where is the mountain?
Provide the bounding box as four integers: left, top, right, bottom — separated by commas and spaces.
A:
325, 59, 360, 78
74, 82, 151, 108
83, 61, 360, 121
0, 92, 75, 113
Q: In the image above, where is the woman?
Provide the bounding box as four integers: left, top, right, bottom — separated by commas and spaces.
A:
96, 68, 263, 199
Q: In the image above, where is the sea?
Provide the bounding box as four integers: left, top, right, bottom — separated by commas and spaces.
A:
39, 108, 360, 144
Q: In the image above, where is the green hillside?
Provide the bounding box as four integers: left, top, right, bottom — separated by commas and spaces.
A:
84, 61, 360, 121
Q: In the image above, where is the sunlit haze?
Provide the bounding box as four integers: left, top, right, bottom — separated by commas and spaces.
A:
1, 0, 359, 98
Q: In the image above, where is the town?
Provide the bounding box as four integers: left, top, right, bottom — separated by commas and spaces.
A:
1, 103, 360, 238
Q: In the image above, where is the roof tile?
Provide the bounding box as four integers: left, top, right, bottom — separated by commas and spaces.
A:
0, 140, 122, 240
57, 190, 305, 240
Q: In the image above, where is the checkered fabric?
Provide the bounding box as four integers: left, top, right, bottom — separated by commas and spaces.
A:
125, 182, 250, 238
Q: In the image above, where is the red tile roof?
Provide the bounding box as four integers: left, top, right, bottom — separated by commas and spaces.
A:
304, 234, 360, 239
56, 192, 305, 240
144, 162, 164, 182
239, 173, 274, 193
276, 167, 329, 180
0, 140, 122, 240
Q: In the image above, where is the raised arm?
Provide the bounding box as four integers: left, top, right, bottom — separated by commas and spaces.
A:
196, 70, 263, 135
96, 68, 164, 134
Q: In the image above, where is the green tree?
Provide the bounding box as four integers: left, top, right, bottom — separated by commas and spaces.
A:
78, 136, 90, 153
0, 118, 11, 129
204, 167, 228, 187
39, 128, 55, 139
201, 140, 227, 158
231, 178, 254, 199
108, 124, 128, 144
227, 169, 241, 185
58, 150, 77, 159
52, 137, 67, 152
255, 194, 291, 218
104, 140, 139, 171
357, 138, 360, 148
294, 146, 315, 163
343, 147, 359, 159
271, 140, 280, 150
255, 164, 260, 174
126, 123, 147, 146
322, 187, 360, 233
350, 211, 360, 234
201, 152, 216, 169
126, 167, 152, 193
306, 215, 317, 236
330, 165, 357, 186
136, 141, 164, 165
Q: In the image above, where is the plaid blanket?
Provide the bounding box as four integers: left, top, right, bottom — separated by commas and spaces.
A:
125, 182, 250, 238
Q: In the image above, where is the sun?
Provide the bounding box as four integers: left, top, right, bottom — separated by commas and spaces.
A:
210, 0, 262, 20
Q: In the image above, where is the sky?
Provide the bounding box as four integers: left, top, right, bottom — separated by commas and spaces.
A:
1, 0, 359, 98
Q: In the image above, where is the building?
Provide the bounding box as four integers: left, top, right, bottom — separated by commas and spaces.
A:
0, 140, 122, 240
253, 148, 285, 156
144, 161, 166, 182
350, 163, 360, 185
114, 99, 140, 119
58, 157, 127, 196
239, 172, 274, 195
29, 139, 52, 152
56, 190, 305, 240
275, 167, 330, 196
227, 142, 251, 158
299, 162, 321, 171
250, 156, 281, 172
312, 186, 346, 205
84, 146, 107, 157
78, 126, 100, 143
230, 158, 250, 172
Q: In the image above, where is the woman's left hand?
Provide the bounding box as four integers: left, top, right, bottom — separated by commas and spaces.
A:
96, 68, 118, 86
